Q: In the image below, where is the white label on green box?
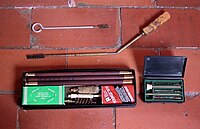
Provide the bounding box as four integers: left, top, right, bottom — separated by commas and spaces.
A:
22, 86, 65, 105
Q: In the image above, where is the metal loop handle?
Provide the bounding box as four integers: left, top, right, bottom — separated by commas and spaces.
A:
32, 23, 43, 33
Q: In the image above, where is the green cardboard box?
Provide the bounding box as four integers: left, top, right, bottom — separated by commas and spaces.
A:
22, 86, 65, 105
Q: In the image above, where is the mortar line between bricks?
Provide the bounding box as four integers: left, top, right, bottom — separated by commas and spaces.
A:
66, 49, 69, 68
117, 8, 122, 48
78, 5, 200, 10
154, 48, 161, 55
159, 50, 162, 55
0, 5, 200, 10
112, 107, 116, 129
0, 46, 200, 50
29, 8, 33, 48
153, 0, 158, 6
0, 90, 15, 95
16, 106, 20, 129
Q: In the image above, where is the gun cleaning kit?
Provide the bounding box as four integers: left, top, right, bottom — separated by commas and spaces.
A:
21, 11, 187, 109
27, 12, 170, 59
21, 69, 136, 109
143, 56, 187, 103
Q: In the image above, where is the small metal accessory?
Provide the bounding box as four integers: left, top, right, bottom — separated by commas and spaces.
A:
146, 84, 182, 90
70, 86, 100, 94
65, 98, 97, 104
68, 94, 100, 99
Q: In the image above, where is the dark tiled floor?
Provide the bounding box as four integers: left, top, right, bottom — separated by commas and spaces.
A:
0, 1, 200, 129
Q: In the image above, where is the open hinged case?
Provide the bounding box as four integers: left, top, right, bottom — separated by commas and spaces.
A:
21, 69, 136, 109
143, 56, 187, 103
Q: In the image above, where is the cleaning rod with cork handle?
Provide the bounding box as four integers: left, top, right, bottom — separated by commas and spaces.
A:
27, 12, 170, 59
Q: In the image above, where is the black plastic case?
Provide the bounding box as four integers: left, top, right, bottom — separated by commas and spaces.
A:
143, 56, 187, 103
21, 68, 137, 109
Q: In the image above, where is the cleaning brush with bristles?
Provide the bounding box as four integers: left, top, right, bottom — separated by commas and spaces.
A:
26, 53, 70, 59
27, 12, 170, 59
32, 22, 109, 33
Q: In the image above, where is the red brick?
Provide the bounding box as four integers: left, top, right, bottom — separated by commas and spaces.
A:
116, 95, 200, 129
19, 108, 114, 129
160, 49, 200, 92
0, 0, 66, 6
0, 50, 67, 90
68, 48, 159, 93
0, 95, 17, 129
0, 9, 30, 47
157, 0, 200, 7
76, 0, 154, 6
32, 8, 119, 49
121, 9, 200, 48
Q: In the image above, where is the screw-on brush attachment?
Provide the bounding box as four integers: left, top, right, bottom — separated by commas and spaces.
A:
26, 54, 45, 59
97, 24, 109, 28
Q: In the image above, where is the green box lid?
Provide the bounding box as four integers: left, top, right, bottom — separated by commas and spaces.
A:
22, 86, 65, 105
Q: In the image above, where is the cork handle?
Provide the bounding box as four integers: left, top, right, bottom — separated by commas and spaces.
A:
143, 12, 170, 35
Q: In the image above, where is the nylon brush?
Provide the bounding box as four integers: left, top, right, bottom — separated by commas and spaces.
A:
27, 12, 170, 59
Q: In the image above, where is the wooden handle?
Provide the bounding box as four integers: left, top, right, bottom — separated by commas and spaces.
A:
143, 12, 170, 35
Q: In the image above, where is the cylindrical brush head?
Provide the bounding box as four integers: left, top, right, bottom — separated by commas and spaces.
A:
26, 54, 45, 59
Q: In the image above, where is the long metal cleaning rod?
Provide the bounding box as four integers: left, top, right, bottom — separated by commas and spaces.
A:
32, 22, 109, 33
27, 12, 170, 59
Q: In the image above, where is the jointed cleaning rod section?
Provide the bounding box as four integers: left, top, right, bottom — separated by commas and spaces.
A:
27, 12, 170, 59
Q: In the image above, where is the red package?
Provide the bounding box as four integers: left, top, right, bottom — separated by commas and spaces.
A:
102, 85, 135, 104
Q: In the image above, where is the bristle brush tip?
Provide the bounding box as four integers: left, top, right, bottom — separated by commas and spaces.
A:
98, 24, 109, 28
26, 54, 45, 59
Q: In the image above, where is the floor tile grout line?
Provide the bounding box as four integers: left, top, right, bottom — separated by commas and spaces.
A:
0, 5, 200, 10
16, 106, 20, 129
0, 46, 200, 50
153, 0, 158, 6
154, 48, 161, 56
0, 90, 15, 95
117, 8, 122, 48
66, 49, 68, 68
29, 7, 33, 47
112, 107, 117, 129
